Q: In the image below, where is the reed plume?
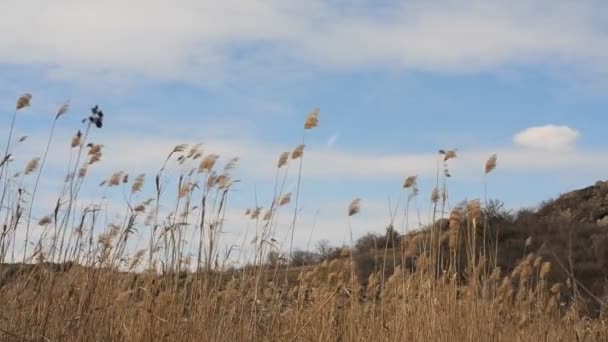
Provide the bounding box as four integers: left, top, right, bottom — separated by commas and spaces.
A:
304, 108, 320, 129
348, 198, 361, 216
485, 154, 497, 174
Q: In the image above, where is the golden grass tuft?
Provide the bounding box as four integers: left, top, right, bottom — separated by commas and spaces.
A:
304, 107, 320, 129
198, 154, 219, 173
291, 144, 305, 160
16, 93, 32, 110
131, 173, 145, 193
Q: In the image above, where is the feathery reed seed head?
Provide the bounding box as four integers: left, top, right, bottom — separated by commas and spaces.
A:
131, 174, 145, 193
198, 154, 219, 173
403, 175, 417, 189
224, 157, 239, 171
71, 130, 82, 148
291, 144, 305, 160
540, 262, 551, 280
485, 154, 498, 174
16, 93, 32, 110
78, 166, 87, 178
56, 100, 70, 119
348, 198, 361, 216
38, 215, 52, 226
279, 193, 292, 206
108, 171, 123, 186
304, 107, 320, 129
441, 149, 457, 161
278, 152, 289, 168
449, 207, 462, 250
431, 188, 440, 204
25, 157, 40, 175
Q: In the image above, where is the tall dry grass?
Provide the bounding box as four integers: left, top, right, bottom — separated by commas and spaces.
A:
0, 94, 606, 341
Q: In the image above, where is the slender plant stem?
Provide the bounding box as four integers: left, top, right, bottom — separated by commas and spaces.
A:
23, 118, 59, 262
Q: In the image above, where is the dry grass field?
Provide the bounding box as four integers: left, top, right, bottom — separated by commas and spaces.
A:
0, 95, 607, 341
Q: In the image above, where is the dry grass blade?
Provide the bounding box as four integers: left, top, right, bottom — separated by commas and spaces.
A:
485, 154, 498, 174
348, 198, 361, 216
304, 107, 320, 129
16, 93, 32, 110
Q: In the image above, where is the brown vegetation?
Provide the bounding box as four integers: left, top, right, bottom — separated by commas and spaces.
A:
0, 94, 607, 341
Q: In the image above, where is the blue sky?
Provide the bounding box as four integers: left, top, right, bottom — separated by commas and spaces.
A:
1, 1, 607, 258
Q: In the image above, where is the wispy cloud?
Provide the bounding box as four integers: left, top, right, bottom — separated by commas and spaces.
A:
10, 125, 607, 186
0, 1, 607, 84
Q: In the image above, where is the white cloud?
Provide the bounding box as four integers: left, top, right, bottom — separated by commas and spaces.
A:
513, 125, 580, 151
0, 1, 607, 84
